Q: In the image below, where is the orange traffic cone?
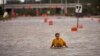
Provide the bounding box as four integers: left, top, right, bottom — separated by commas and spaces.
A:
78, 24, 83, 28
44, 18, 48, 23
42, 14, 44, 17
48, 19, 53, 25
71, 26, 77, 32
42, 14, 47, 17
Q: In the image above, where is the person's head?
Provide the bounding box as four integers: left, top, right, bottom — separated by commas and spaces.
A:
55, 33, 60, 39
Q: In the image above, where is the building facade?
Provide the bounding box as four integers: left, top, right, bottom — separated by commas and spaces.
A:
2, 0, 77, 16
0, 0, 100, 16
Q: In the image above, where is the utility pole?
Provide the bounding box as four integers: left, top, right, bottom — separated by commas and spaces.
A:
50, 0, 51, 4
61, 0, 63, 15
3, 0, 5, 12
77, 0, 79, 28
64, 0, 67, 15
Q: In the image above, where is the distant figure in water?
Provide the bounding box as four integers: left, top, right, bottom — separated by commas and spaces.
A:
51, 33, 68, 48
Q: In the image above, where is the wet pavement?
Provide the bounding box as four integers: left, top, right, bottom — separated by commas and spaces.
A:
0, 16, 100, 56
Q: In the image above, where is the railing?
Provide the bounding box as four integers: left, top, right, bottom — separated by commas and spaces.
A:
4, 3, 78, 9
